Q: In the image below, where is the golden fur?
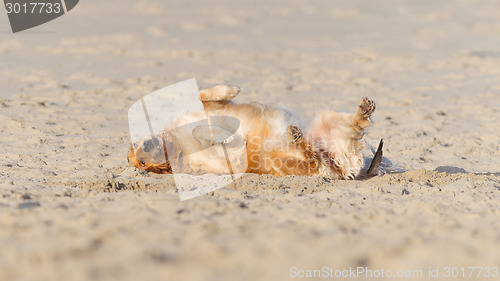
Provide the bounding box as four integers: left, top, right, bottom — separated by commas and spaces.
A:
127, 84, 376, 179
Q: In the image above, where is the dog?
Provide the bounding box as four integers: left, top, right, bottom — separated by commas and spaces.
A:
127, 84, 383, 179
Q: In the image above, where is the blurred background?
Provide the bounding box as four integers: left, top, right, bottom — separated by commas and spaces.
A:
1, 1, 500, 281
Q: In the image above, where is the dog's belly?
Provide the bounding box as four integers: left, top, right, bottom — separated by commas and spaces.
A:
204, 103, 306, 175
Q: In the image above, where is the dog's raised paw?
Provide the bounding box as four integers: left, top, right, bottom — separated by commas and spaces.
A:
287, 125, 303, 144
358, 97, 375, 118
199, 84, 241, 101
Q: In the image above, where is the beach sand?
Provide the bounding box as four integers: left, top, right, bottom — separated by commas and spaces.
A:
1, 0, 500, 280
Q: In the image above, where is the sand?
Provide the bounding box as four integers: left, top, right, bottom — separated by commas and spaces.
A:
1, 0, 500, 280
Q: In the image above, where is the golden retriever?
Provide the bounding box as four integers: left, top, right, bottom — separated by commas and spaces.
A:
127, 84, 382, 179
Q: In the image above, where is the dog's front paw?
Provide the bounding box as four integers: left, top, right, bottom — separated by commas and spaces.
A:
199, 84, 240, 101
287, 125, 303, 144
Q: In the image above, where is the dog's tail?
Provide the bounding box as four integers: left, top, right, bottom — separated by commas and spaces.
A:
358, 139, 403, 179
367, 139, 383, 175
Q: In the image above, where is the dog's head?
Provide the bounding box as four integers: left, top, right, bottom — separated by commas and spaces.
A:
134, 136, 165, 163
127, 135, 172, 174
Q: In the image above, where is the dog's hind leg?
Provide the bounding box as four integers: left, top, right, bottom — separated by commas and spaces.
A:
305, 98, 376, 179
352, 97, 375, 133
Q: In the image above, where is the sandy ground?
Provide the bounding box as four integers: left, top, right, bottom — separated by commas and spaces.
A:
1, 0, 500, 280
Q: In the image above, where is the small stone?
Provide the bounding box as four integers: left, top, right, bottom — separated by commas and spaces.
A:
18, 201, 41, 209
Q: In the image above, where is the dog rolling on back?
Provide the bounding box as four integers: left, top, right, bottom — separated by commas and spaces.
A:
127, 84, 380, 179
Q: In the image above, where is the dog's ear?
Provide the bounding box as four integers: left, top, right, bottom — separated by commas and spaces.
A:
127, 146, 136, 164
141, 137, 162, 153
135, 136, 165, 164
